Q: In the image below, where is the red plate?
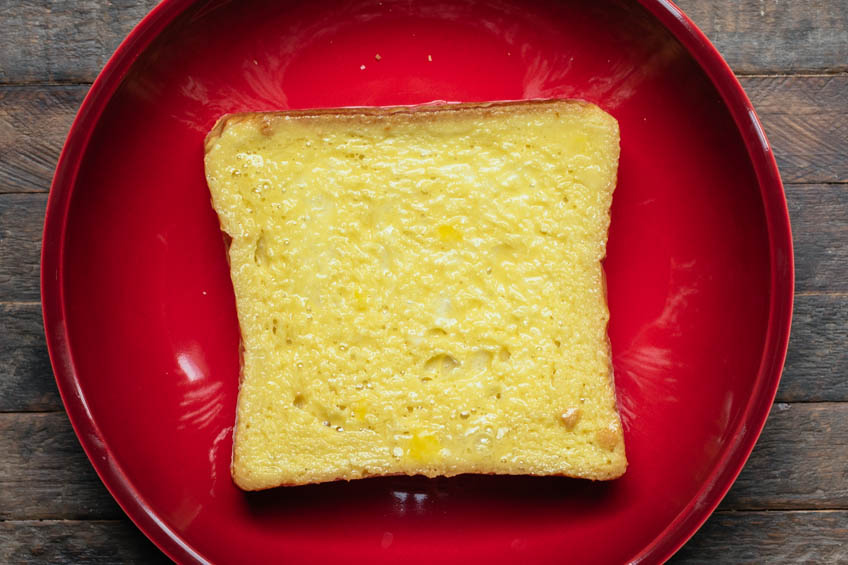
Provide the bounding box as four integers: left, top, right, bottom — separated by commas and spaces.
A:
42, 0, 793, 563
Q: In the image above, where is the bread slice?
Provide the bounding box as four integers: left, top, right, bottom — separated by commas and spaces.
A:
204, 100, 625, 490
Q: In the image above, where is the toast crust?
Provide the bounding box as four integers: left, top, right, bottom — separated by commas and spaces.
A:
204, 99, 602, 153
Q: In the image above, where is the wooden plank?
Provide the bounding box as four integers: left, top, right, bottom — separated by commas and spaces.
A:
0, 77, 843, 193
0, 520, 168, 564
0, 303, 59, 412
0, 193, 44, 302
672, 510, 848, 563
0, 412, 122, 520
1, 511, 846, 564
0, 0, 159, 84
780, 295, 848, 403
788, 184, 848, 293
676, 0, 848, 74
1, 183, 842, 301
740, 75, 848, 184
0, 85, 87, 192
720, 403, 848, 510
1, 294, 844, 415
0, 1, 845, 83
1, 405, 844, 520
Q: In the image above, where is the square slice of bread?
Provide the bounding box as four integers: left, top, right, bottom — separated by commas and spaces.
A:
204, 100, 626, 490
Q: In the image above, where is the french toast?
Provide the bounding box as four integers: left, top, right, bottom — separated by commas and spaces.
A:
204, 100, 626, 490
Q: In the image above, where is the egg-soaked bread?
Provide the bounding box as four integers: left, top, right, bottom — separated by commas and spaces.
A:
204, 100, 626, 490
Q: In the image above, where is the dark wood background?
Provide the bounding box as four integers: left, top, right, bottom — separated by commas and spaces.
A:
0, 0, 846, 562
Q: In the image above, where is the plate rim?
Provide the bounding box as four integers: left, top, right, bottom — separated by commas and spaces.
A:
40, 1, 794, 563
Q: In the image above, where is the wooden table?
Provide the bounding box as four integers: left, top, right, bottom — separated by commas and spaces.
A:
1, 1, 845, 562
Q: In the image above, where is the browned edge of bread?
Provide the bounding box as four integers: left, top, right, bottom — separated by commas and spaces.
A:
203, 99, 599, 154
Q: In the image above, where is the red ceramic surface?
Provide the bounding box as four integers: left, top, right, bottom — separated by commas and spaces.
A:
42, 0, 793, 563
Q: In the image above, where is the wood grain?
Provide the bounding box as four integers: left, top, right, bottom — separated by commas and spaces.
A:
672, 510, 848, 564
0, 412, 122, 520
0, 303, 58, 412
1, 511, 846, 564
0, 520, 167, 564
676, 0, 848, 74
0, 0, 160, 84
1, 77, 844, 194
739, 75, 848, 184
0, 194, 44, 302
720, 403, 848, 510
789, 184, 848, 293
0, 0, 845, 85
1, 404, 844, 521
0, 85, 85, 192
780, 295, 848, 402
